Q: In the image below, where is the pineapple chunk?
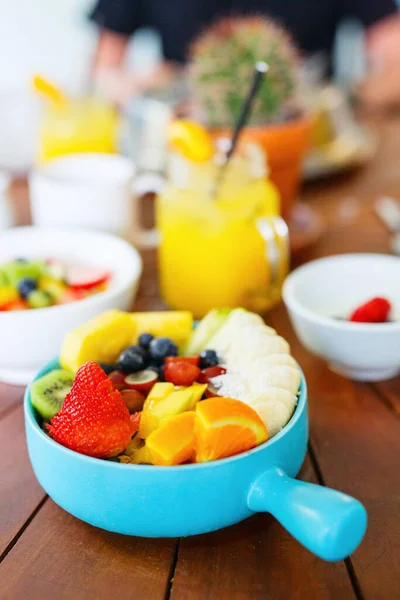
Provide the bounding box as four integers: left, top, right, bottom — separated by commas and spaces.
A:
130, 311, 193, 348
60, 310, 136, 372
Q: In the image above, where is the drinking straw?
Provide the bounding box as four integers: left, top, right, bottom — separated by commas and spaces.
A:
213, 61, 269, 196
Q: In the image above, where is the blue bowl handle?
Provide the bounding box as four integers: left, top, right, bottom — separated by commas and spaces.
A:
247, 467, 367, 561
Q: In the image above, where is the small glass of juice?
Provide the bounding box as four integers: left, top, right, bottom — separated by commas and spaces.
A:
156, 142, 289, 318
37, 97, 119, 164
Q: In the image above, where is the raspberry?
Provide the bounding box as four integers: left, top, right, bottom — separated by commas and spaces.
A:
349, 297, 391, 323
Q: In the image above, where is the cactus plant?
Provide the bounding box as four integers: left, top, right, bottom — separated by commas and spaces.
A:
190, 16, 300, 127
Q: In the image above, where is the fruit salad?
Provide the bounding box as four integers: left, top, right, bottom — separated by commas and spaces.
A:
0, 258, 110, 311
30, 308, 301, 466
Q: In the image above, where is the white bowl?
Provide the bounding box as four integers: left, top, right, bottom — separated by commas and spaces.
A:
0, 227, 142, 385
283, 254, 400, 381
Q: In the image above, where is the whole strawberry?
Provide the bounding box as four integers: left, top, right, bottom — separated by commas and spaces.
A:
350, 297, 391, 323
48, 361, 135, 458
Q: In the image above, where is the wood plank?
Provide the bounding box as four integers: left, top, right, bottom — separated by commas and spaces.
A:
269, 305, 400, 600
373, 378, 400, 415
171, 456, 356, 600
0, 406, 45, 556
0, 500, 177, 600
0, 383, 24, 420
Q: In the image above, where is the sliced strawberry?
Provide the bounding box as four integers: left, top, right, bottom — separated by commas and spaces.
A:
197, 366, 226, 384
67, 265, 110, 290
165, 356, 200, 366
123, 370, 158, 395
121, 389, 146, 413
57, 288, 86, 305
47, 361, 135, 458
2, 298, 29, 311
164, 360, 201, 386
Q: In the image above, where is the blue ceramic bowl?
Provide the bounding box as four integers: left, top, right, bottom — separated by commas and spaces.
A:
25, 359, 367, 561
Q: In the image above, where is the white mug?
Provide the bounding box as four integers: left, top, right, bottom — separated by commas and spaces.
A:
29, 153, 136, 240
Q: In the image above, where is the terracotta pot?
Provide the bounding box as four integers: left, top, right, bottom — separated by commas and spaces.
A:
211, 114, 312, 217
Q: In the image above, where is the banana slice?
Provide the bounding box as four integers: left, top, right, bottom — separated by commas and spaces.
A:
209, 309, 275, 357
225, 336, 290, 370
250, 387, 297, 413
251, 399, 292, 438
232, 325, 278, 349
256, 354, 298, 368
247, 366, 301, 396
239, 355, 299, 383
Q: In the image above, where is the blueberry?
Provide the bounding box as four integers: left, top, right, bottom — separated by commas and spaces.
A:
18, 277, 37, 298
199, 349, 219, 369
138, 332, 154, 350
158, 364, 165, 382
117, 346, 146, 373
148, 363, 166, 381
149, 337, 178, 363
97, 362, 117, 375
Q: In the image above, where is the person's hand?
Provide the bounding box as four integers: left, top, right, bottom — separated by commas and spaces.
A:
92, 30, 181, 107
358, 64, 400, 112
93, 63, 179, 107
357, 14, 400, 111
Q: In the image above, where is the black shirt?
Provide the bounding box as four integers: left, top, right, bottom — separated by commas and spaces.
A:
90, 0, 397, 63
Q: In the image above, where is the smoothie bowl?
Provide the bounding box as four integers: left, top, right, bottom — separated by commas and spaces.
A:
25, 308, 366, 561
0, 227, 142, 384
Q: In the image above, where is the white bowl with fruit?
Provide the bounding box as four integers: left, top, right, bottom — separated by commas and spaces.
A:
283, 253, 400, 381
0, 227, 142, 385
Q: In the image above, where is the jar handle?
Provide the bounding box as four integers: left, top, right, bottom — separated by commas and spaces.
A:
255, 216, 290, 296
130, 175, 165, 248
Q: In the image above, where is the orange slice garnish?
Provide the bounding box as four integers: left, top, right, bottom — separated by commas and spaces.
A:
168, 119, 214, 162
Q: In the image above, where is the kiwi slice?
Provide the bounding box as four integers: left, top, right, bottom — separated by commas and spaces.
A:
0, 269, 8, 286
30, 369, 74, 421
27, 290, 53, 309
2, 260, 45, 287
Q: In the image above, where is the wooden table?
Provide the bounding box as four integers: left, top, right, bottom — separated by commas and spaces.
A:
1, 116, 400, 600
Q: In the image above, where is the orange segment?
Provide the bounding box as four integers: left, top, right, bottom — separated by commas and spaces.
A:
146, 412, 196, 466
195, 397, 268, 463
168, 120, 214, 162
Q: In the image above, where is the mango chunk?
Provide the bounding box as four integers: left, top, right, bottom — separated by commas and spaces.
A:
145, 412, 196, 466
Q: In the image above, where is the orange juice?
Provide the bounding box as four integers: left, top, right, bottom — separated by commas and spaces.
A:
157, 150, 288, 318
38, 98, 119, 163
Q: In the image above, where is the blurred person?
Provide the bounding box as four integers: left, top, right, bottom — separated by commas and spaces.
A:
89, 0, 399, 108
358, 12, 400, 111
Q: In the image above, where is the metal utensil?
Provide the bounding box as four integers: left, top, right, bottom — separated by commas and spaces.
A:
374, 196, 400, 255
